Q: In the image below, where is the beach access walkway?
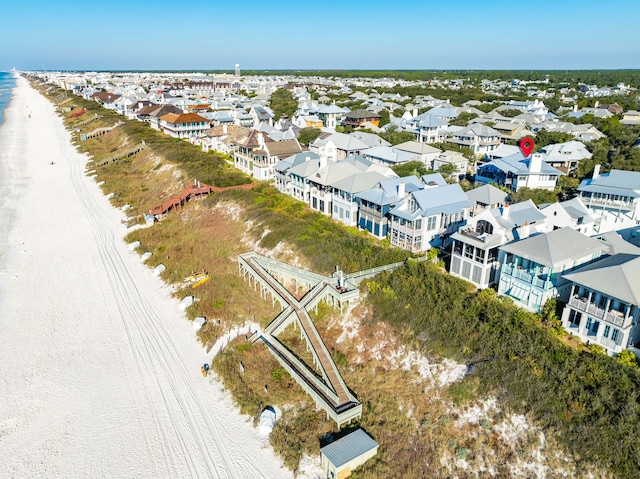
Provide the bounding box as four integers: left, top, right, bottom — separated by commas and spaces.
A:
238, 252, 421, 427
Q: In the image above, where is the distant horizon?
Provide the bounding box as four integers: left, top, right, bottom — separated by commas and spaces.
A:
2, 0, 639, 72
9, 68, 640, 74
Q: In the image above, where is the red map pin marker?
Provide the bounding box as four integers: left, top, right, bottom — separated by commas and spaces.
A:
520, 137, 535, 157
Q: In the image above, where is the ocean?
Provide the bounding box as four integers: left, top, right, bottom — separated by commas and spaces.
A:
0, 71, 17, 127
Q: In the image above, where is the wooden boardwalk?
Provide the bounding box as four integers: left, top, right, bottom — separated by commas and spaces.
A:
238, 252, 375, 427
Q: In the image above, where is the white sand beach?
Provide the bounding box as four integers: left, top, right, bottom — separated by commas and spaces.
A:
0, 76, 292, 478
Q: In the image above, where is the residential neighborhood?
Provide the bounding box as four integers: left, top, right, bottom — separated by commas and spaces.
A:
40, 69, 640, 362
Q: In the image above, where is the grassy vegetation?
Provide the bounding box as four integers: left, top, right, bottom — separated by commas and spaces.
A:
36, 79, 640, 478
368, 261, 640, 478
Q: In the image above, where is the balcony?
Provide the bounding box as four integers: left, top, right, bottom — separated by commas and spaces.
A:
568, 296, 626, 328
501, 264, 546, 289
582, 195, 635, 212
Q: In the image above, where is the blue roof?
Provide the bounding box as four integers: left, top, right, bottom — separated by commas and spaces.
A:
320, 429, 378, 468
421, 172, 447, 186
479, 153, 562, 176
578, 169, 640, 197
391, 183, 472, 220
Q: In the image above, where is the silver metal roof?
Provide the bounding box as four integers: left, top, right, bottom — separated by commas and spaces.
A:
500, 227, 609, 268
320, 429, 378, 468
563, 253, 640, 305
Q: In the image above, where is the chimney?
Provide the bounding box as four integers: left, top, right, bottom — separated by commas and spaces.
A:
257, 132, 265, 149
502, 203, 510, 219
593, 164, 601, 179
520, 221, 531, 239
319, 156, 327, 168
529, 153, 542, 173
412, 108, 418, 117
223, 124, 228, 134
594, 100, 599, 108
397, 181, 406, 198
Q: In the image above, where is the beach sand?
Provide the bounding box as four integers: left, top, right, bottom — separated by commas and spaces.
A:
0, 76, 293, 478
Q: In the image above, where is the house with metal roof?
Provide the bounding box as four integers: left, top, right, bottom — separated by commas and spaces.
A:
320, 429, 378, 479
540, 197, 596, 236
577, 166, 640, 234
466, 184, 509, 217
432, 150, 469, 179
561, 252, 640, 356
317, 103, 348, 129
305, 155, 396, 217
497, 227, 609, 312
310, 132, 370, 162
273, 152, 320, 196
355, 176, 425, 239
450, 200, 546, 289
393, 141, 442, 166
361, 145, 419, 167
538, 140, 592, 174
402, 112, 449, 144
388, 182, 472, 252
447, 124, 502, 156
331, 170, 395, 227
476, 151, 563, 192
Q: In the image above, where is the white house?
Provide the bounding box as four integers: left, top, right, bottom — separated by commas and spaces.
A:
577, 166, 640, 234
388, 180, 472, 252
447, 124, 502, 156
540, 197, 596, 236
562, 253, 640, 355
394, 141, 442, 167
450, 200, 547, 289
476, 152, 563, 192
538, 140, 592, 174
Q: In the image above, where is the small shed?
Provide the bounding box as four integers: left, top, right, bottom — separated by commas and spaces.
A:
320, 429, 378, 479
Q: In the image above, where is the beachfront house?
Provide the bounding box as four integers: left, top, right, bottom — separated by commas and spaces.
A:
561, 253, 640, 356
355, 176, 425, 239
388, 178, 472, 252
497, 227, 609, 313
158, 112, 210, 140
450, 200, 547, 289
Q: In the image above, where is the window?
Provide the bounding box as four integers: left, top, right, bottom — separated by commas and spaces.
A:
415, 218, 422, 230
345, 210, 350, 219
427, 216, 437, 230
603, 325, 611, 338
568, 309, 582, 328
333, 204, 338, 214
611, 328, 620, 344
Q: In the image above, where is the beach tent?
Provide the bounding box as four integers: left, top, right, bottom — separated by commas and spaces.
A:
259, 406, 277, 435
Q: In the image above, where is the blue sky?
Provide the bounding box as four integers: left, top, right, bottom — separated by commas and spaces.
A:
1, 0, 639, 71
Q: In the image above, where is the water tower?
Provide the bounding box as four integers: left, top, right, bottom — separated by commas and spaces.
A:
235, 63, 240, 76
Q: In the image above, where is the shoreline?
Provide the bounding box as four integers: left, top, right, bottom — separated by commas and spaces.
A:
0, 76, 292, 478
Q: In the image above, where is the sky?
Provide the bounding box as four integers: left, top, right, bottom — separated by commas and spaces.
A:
1, 0, 639, 72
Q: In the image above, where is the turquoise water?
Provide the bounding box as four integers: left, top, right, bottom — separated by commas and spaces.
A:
0, 71, 17, 126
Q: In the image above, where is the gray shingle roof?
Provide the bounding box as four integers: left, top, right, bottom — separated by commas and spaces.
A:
320, 429, 378, 468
